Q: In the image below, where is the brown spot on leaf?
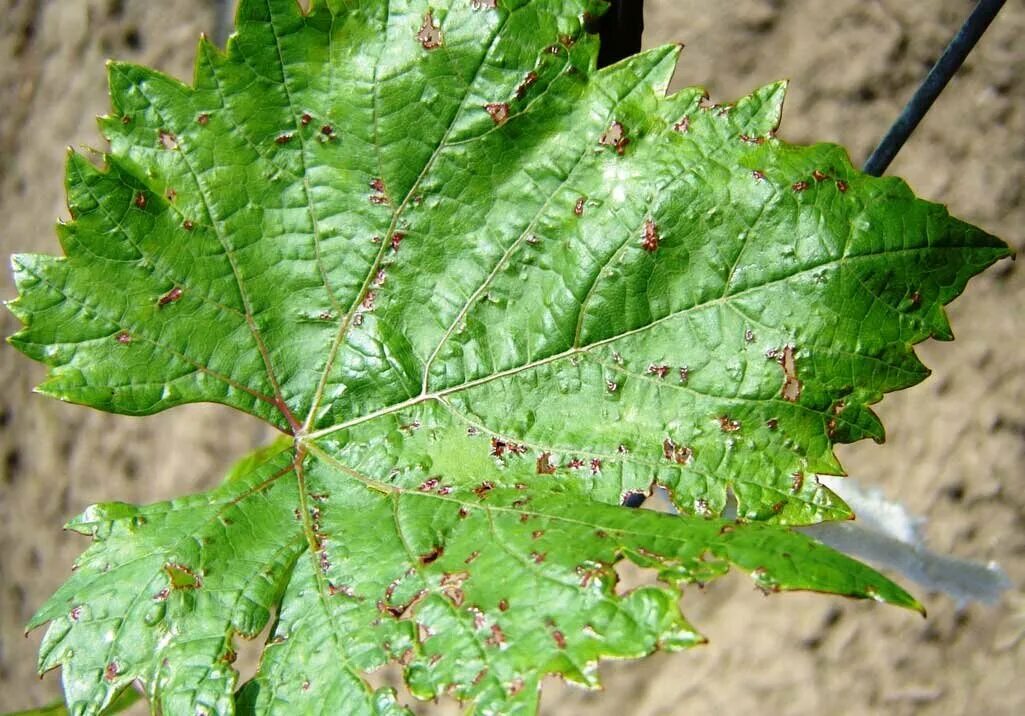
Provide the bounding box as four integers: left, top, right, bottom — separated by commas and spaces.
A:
552, 629, 566, 649
104, 661, 119, 682
321, 124, 335, 139
752, 170, 766, 182
739, 133, 765, 145
196, 113, 209, 125
498, 599, 509, 611
641, 219, 660, 253
484, 102, 510, 125
275, 133, 294, 145
647, 363, 670, 379
606, 379, 618, 393
679, 366, 690, 383
134, 193, 147, 209
599, 121, 629, 154
532, 529, 544, 539
390, 232, 404, 252
182, 219, 194, 231
508, 678, 525, 696
69, 606, 82, 621
301, 112, 313, 126
836, 180, 848, 193
673, 115, 690, 133
791, 471, 804, 494
590, 458, 602, 474
766, 418, 779, 430
486, 624, 506, 647
464, 551, 480, 565
792, 181, 809, 193
536, 452, 556, 475
812, 169, 828, 182
417, 11, 443, 49
115, 331, 132, 345
777, 345, 802, 403
531, 551, 547, 564
662, 437, 693, 465
719, 416, 741, 433
474, 481, 495, 499
471, 0, 497, 9
159, 130, 178, 150
158, 287, 183, 307
420, 546, 444, 566
515, 71, 538, 99
574, 196, 586, 217
490, 438, 507, 457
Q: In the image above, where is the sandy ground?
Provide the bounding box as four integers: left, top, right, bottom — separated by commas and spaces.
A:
1, 1, 1023, 714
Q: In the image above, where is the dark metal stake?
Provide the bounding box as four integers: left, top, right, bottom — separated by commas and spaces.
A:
863, 0, 1006, 177
595, 0, 645, 69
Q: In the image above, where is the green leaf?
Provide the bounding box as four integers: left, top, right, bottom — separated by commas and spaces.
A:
2, 688, 140, 716
6, 0, 1005, 714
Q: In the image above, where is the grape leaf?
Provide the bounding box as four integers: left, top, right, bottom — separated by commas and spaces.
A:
6, 0, 1008, 714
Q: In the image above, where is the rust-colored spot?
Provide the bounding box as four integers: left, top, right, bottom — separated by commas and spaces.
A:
552, 629, 566, 649
321, 124, 335, 138
719, 524, 735, 535
647, 364, 670, 379
776, 345, 802, 403
301, 680, 310, 692
301, 112, 313, 126
574, 196, 586, 217
599, 121, 629, 155
812, 169, 828, 182
531, 551, 547, 564
772, 500, 786, 514
372, 268, 387, 287
484, 102, 510, 125
662, 437, 693, 465
115, 331, 132, 345
641, 218, 660, 253
121, 115, 132, 124
196, 113, 210, 125
590, 458, 602, 474
275, 133, 294, 145
134, 193, 147, 209
910, 291, 922, 307
104, 661, 119, 682
417, 11, 443, 49
531, 529, 544, 540
165, 188, 177, 203
69, 606, 82, 621
791, 471, 804, 494
509, 678, 525, 696
739, 133, 765, 145
752, 170, 766, 182
673, 115, 691, 133
390, 232, 404, 252
836, 180, 849, 193
158, 287, 184, 307
792, 181, 809, 193
163, 562, 202, 590
182, 219, 194, 231
409, 545, 439, 575
159, 130, 178, 150
490, 438, 507, 457
515, 71, 538, 99
766, 418, 779, 430
536, 452, 556, 475
606, 379, 618, 393
679, 366, 690, 383
486, 624, 506, 647
718, 416, 741, 433
471, 0, 498, 9
473, 668, 489, 687
595, 529, 608, 538
568, 458, 585, 469
361, 291, 376, 311
474, 481, 495, 499
498, 598, 509, 611
458, 507, 470, 520
464, 550, 480, 565
418, 477, 440, 492
745, 329, 756, 343
327, 583, 356, 598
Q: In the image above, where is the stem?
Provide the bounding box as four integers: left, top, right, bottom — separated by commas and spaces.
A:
863, 0, 1007, 177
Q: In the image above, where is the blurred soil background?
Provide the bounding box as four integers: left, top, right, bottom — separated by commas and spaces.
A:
1, 1, 1023, 713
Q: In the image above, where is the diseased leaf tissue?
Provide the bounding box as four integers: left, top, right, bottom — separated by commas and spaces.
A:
7, 1, 1007, 714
